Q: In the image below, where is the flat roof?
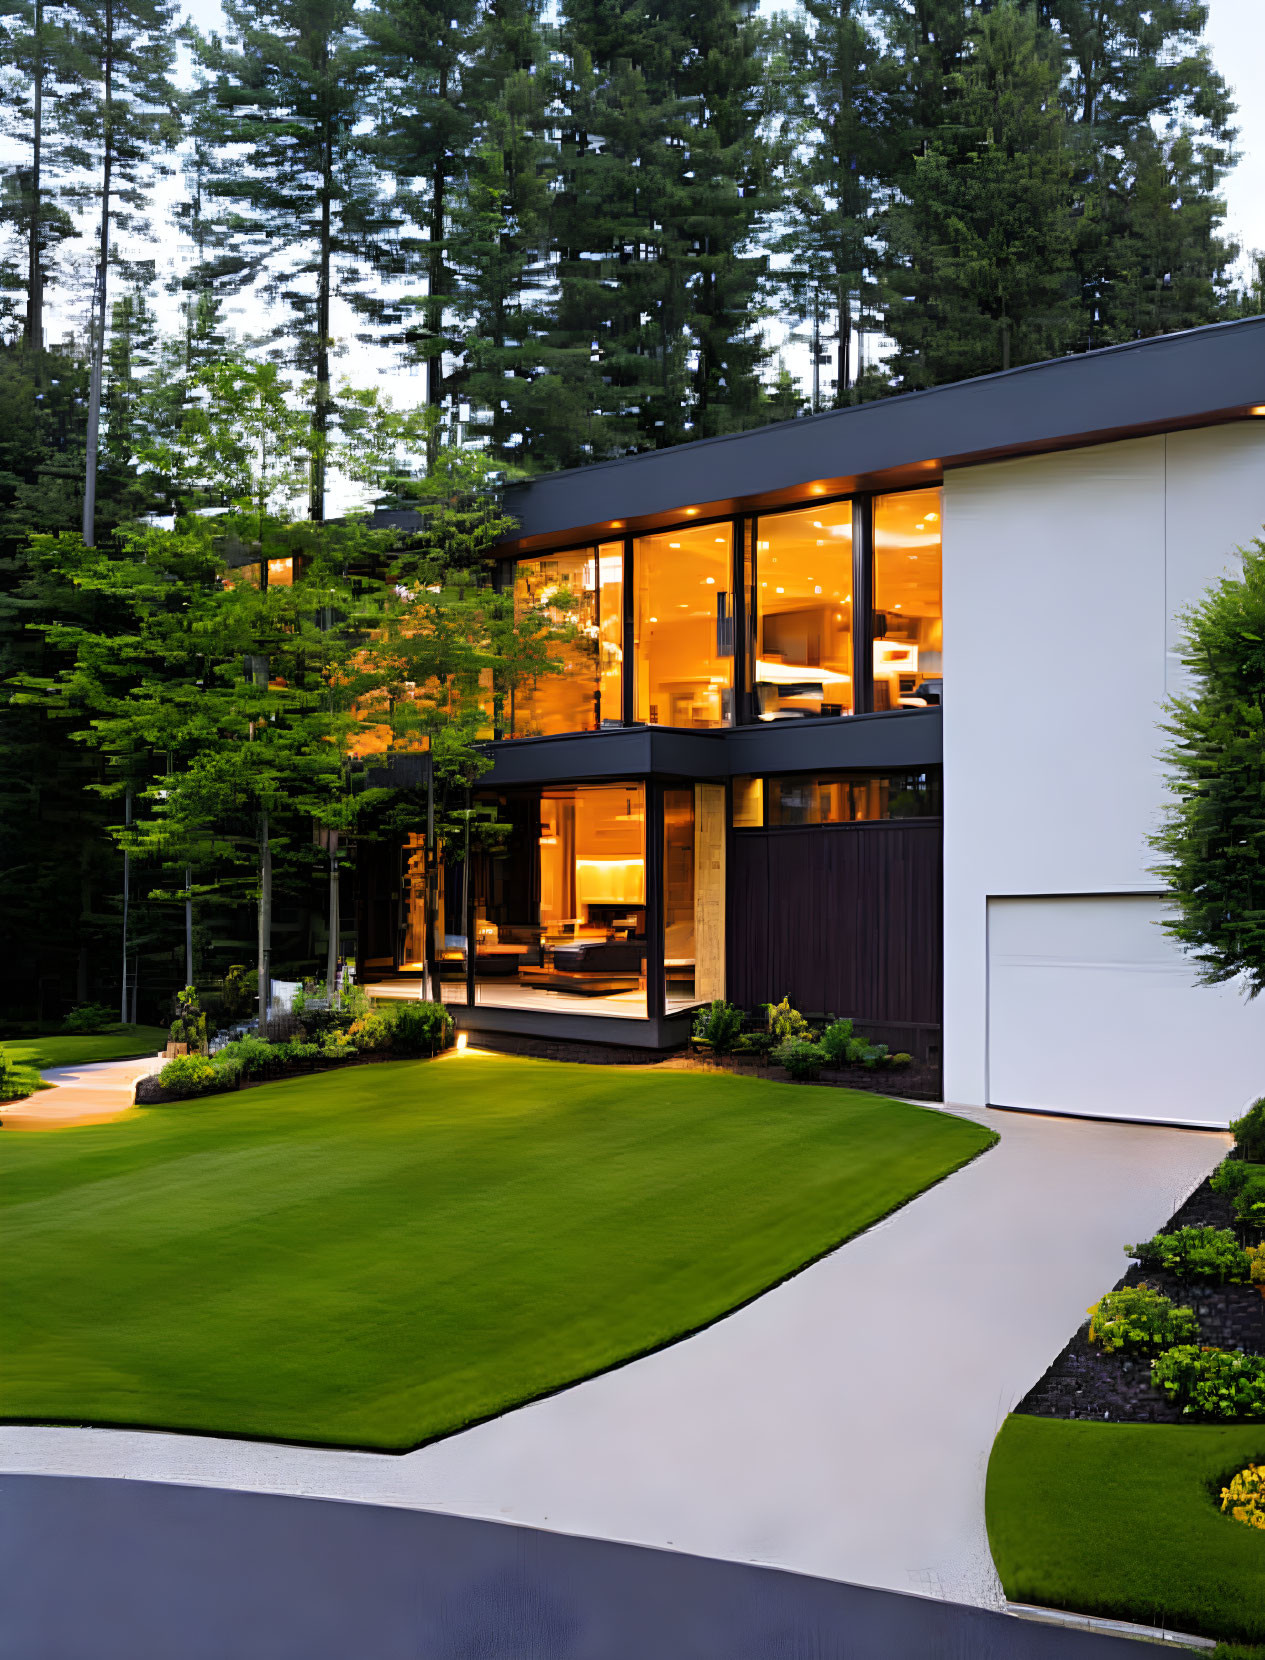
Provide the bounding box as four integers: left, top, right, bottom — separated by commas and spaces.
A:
500, 316, 1265, 551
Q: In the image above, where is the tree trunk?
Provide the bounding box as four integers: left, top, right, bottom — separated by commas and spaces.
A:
257, 806, 272, 1034
185, 864, 193, 988
326, 833, 340, 997
25, 0, 44, 352
310, 103, 332, 522
82, 0, 114, 549
837, 280, 851, 398
119, 784, 130, 1023
424, 766, 439, 1001
426, 69, 448, 466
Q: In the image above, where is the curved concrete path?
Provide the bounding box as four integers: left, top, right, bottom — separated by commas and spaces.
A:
0, 1052, 163, 1130
0, 1102, 1227, 1607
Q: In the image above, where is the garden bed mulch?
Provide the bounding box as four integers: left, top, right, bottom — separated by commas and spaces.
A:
673, 1050, 942, 1101
1016, 1177, 1265, 1424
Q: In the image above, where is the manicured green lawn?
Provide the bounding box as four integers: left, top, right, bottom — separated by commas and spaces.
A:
987, 1415, 1265, 1645
3, 1026, 168, 1073
1, 1054, 993, 1450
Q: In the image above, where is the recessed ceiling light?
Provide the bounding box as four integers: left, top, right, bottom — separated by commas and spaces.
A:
776, 587, 785, 594
649, 615, 658, 623
669, 542, 680, 549
685, 507, 698, 515
705, 576, 715, 584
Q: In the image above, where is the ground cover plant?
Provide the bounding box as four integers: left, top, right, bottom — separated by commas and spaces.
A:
0, 1026, 168, 1101
987, 1416, 1265, 1645
0, 1055, 994, 1451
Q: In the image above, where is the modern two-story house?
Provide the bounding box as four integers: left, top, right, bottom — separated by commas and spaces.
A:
358, 317, 1265, 1130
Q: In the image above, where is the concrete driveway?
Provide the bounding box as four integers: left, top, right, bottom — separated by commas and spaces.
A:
0, 1102, 1226, 1606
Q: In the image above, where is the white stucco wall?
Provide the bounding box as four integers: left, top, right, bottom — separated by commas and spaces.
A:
943, 421, 1265, 1126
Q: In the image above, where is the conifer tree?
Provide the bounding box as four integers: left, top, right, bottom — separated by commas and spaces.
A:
73, 0, 181, 545
1045, 0, 1237, 345
884, 1, 1076, 385
189, 0, 396, 519
0, 0, 92, 348
771, 0, 890, 408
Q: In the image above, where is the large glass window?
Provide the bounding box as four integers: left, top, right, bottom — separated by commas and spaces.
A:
754, 501, 854, 719
634, 524, 733, 728
510, 550, 600, 737
873, 489, 943, 711
767, 770, 942, 826
468, 784, 647, 1016
507, 543, 624, 736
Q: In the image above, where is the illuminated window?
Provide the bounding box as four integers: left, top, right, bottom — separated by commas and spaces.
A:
598, 541, 624, 724
754, 501, 853, 719
634, 524, 733, 728
767, 771, 941, 826
873, 489, 942, 711
731, 776, 764, 827
267, 556, 294, 587
510, 551, 600, 737
469, 784, 647, 1016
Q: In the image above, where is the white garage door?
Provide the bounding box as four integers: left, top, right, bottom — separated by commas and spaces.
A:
987, 894, 1265, 1128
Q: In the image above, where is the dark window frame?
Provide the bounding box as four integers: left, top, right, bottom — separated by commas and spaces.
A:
493, 483, 938, 732
730, 767, 943, 832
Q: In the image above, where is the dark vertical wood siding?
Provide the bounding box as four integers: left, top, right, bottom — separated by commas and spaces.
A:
727, 822, 942, 1025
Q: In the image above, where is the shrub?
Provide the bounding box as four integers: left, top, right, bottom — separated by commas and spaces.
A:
156, 1055, 223, 1099
733, 1030, 773, 1056
220, 964, 256, 1021
772, 1038, 825, 1080
1221, 1463, 1265, 1532
168, 986, 208, 1054
1087, 1283, 1200, 1354
1247, 1246, 1265, 1287
348, 1014, 390, 1053
1211, 1157, 1254, 1197
765, 996, 811, 1044
321, 1028, 356, 1061
214, 1035, 281, 1080
381, 999, 453, 1057
1151, 1346, 1265, 1418
1231, 1097, 1265, 1163
818, 1019, 854, 1066
890, 1052, 913, 1069
1127, 1225, 1251, 1283
60, 1001, 115, 1034
691, 1000, 744, 1054
861, 1041, 890, 1070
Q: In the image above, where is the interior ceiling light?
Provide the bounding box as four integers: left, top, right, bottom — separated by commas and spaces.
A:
705, 576, 715, 584
1250, 406, 1265, 415
669, 542, 681, 549
685, 507, 698, 515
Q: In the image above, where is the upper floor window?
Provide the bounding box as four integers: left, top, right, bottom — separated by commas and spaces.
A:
634, 524, 733, 728
508, 543, 623, 737
873, 489, 942, 710
754, 501, 854, 720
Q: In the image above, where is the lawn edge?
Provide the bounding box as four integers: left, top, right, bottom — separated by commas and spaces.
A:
1, 1093, 998, 1456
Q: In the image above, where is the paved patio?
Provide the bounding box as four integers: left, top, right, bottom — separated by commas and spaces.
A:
0, 1099, 1227, 1606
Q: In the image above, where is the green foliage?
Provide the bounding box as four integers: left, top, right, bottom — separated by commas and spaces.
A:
733, 1031, 773, 1057
890, 1052, 913, 1069
347, 1014, 389, 1053
156, 1055, 223, 1099
691, 1000, 745, 1054
60, 1003, 116, 1035
765, 997, 811, 1043
1151, 1347, 1265, 1420
818, 1019, 855, 1065
168, 987, 208, 1055
1086, 1283, 1199, 1354
772, 1038, 825, 1080
1231, 1099, 1265, 1164
379, 999, 454, 1058
1127, 1226, 1250, 1284
1212, 1159, 1265, 1233
1153, 542, 1265, 996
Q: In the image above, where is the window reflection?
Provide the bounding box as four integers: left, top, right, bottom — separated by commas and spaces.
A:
510, 550, 600, 737
767, 770, 942, 826
731, 776, 764, 828
755, 501, 853, 719
873, 489, 943, 711
634, 524, 733, 727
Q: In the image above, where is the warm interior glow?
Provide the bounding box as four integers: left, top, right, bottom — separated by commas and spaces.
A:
755, 500, 854, 720
873, 489, 943, 710
635, 525, 733, 727
511, 550, 601, 737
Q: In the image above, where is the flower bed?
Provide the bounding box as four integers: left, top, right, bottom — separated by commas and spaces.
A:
136, 994, 454, 1104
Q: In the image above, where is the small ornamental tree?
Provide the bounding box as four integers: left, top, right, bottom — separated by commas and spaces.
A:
1153, 538, 1265, 996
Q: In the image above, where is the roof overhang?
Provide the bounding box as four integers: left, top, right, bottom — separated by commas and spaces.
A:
498, 317, 1265, 554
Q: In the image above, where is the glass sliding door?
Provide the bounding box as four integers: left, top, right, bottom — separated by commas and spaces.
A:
634, 524, 734, 727
753, 501, 854, 719
470, 784, 648, 1017
661, 783, 725, 1013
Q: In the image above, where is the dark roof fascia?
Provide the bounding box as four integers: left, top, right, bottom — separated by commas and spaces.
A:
498, 317, 1265, 553
474, 709, 941, 790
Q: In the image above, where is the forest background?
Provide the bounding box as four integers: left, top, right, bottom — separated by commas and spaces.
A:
1, 0, 1262, 1027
